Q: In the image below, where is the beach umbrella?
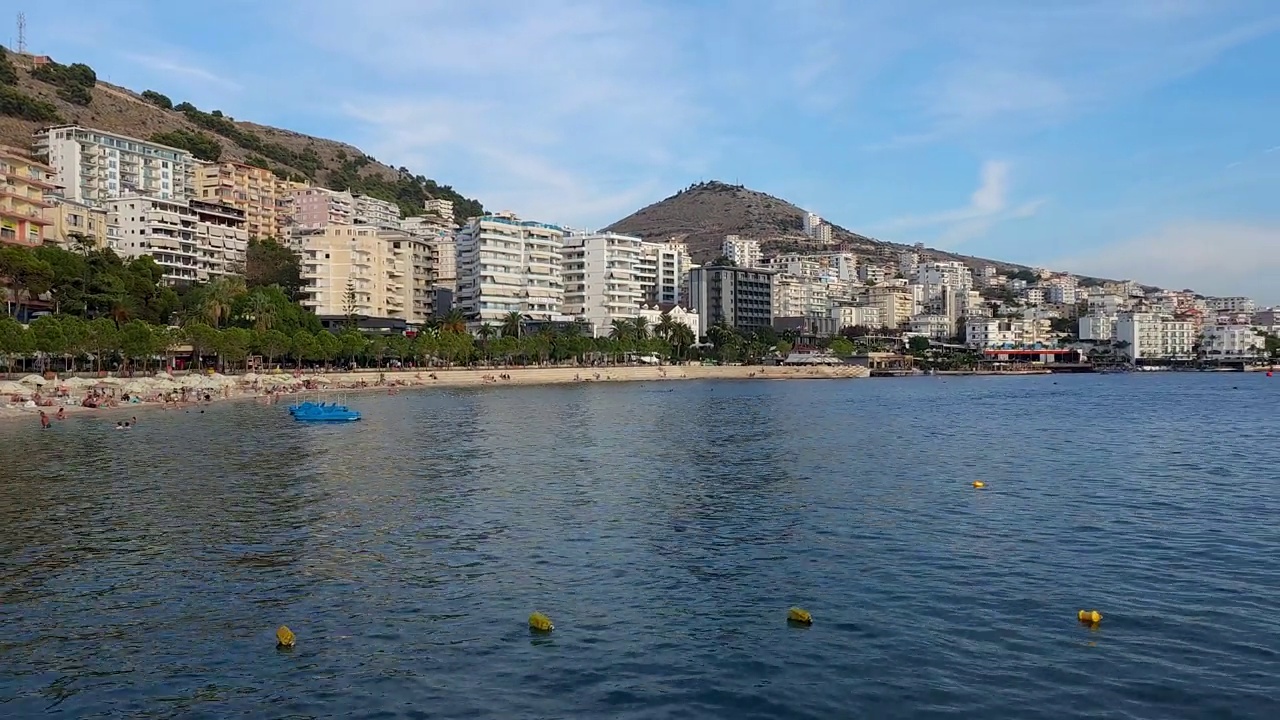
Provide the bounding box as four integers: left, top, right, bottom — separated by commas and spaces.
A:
312, 376, 332, 384
63, 377, 97, 388
98, 377, 126, 386
240, 372, 260, 383
120, 381, 152, 395
18, 374, 47, 386
180, 375, 206, 387
150, 378, 182, 391
154, 371, 175, 380
0, 381, 31, 396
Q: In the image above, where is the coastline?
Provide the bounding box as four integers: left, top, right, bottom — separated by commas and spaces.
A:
0, 363, 870, 425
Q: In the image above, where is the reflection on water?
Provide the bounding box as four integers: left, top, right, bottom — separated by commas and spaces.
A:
2, 374, 1280, 718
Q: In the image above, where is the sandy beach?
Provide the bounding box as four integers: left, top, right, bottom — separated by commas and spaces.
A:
0, 363, 870, 425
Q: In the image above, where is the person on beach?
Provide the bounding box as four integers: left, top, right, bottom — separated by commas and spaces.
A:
39, 411, 50, 429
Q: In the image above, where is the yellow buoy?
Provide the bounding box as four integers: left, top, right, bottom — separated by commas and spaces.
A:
276, 625, 296, 647
972, 481, 986, 488
528, 612, 554, 632
1077, 609, 1102, 624
788, 607, 813, 624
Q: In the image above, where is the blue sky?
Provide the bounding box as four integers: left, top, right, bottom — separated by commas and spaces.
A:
20, 0, 1280, 303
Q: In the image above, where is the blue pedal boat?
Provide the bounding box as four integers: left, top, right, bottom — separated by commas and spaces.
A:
289, 401, 362, 422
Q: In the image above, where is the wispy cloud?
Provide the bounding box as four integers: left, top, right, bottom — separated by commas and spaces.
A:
874, 161, 1045, 246
1053, 221, 1280, 304
265, 0, 706, 228
123, 53, 242, 91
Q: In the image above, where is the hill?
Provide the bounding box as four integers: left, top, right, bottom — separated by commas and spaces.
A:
0, 47, 482, 224
604, 181, 1033, 273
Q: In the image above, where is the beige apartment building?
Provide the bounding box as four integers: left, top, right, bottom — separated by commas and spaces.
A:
196, 161, 303, 239
42, 195, 109, 248
1, 144, 56, 246
296, 225, 433, 325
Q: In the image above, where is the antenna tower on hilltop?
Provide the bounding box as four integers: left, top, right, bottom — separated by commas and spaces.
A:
16, 12, 26, 53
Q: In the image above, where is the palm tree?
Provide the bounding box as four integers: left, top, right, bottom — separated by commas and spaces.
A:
655, 312, 677, 342
669, 324, 695, 361
632, 316, 650, 342
440, 308, 467, 334
502, 310, 525, 339
245, 293, 279, 333
199, 277, 245, 328
477, 323, 496, 364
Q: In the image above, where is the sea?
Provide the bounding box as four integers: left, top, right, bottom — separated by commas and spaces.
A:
2, 373, 1278, 719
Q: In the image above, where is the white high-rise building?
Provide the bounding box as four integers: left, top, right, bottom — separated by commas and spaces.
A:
803, 212, 821, 237
353, 195, 403, 231
562, 232, 645, 336
919, 261, 974, 294
1206, 297, 1255, 314
1115, 312, 1195, 362
722, 235, 762, 268
636, 240, 695, 305
107, 195, 247, 285
35, 125, 197, 205
1202, 325, 1264, 358
456, 213, 565, 325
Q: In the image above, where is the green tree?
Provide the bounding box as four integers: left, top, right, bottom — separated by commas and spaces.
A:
245, 238, 302, 298
501, 311, 525, 339
829, 337, 855, 357
197, 277, 246, 327
28, 315, 67, 364
291, 330, 319, 368
908, 336, 932, 355
243, 290, 279, 332
338, 329, 367, 366
217, 327, 253, 371
141, 90, 173, 109
316, 330, 341, 368
85, 317, 119, 372
183, 322, 220, 367
150, 129, 222, 162
0, 246, 54, 319
0, 316, 30, 370
257, 329, 290, 368
343, 278, 359, 327
119, 320, 156, 371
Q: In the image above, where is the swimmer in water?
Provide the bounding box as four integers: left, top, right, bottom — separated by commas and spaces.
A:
40, 411, 51, 429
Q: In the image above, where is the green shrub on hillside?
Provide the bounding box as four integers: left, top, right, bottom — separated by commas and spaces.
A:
0, 85, 61, 121
141, 89, 173, 109
150, 129, 222, 162
31, 60, 97, 106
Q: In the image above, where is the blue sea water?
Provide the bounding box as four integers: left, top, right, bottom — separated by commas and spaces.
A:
1, 373, 1279, 719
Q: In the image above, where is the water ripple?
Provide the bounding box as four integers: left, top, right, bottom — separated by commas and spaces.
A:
1, 374, 1279, 718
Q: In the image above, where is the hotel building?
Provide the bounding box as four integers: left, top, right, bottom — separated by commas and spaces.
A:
34, 125, 196, 204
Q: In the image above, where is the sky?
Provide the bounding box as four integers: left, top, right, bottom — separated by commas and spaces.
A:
18, 0, 1280, 303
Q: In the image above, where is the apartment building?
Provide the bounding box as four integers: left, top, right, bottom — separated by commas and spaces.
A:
1201, 325, 1263, 358
424, 198, 455, 223
35, 125, 195, 204
858, 264, 886, 284
635, 240, 694, 305
831, 305, 882, 329
898, 250, 920, 279
288, 187, 354, 229
910, 315, 955, 340
0, 145, 56, 246
1115, 312, 1194, 362
803, 212, 821, 237
686, 265, 775, 337
107, 195, 199, 284
196, 161, 299, 239
353, 194, 402, 230
42, 195, 108, 248
1206, 296, 1255, 314
561, 232, 645, 336
190, 200, 250, 281
721, 235, 762, 268
296, 225, 431, 325
1078, 314, 1116, 342
965, 317, 1051, 348
919, 261, 974, 295
867, 285, 913, 328
455, 213, 565, 325
773, 274, 829, 319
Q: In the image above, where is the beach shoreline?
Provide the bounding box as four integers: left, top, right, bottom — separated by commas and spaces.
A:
0, 363, 871, 425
